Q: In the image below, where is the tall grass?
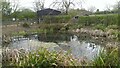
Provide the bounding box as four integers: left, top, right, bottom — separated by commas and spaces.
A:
3, 46, 119, 67
3, 48, 82, 67
91, 47, 119, 67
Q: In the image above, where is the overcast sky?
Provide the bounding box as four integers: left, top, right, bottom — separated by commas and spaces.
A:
10, 0, 118, 11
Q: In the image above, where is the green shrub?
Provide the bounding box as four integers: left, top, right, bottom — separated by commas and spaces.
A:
42, 15, 73, 23
93, 24, 106, 31
78, 14, 118, 26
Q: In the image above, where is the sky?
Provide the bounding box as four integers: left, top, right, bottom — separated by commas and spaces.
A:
10, 0, 118, 11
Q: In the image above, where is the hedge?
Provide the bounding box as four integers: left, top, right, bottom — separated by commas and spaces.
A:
41, 14, 118, 26
78, 14, 118, 26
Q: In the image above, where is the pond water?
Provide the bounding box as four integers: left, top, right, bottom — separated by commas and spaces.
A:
7, 33, 103, 61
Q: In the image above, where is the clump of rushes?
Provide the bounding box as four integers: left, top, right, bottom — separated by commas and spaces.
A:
9, 48, 81, 67
91, 47, 119, 66
4, 46, 119, 67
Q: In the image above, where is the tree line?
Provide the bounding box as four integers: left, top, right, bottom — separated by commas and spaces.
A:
1, 0, 120, 22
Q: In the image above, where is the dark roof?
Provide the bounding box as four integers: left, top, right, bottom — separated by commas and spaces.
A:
37, 8, 61, 16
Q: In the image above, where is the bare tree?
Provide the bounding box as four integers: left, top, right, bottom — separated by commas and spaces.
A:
33, 0, 45, 11
104, 4, 112, 11
113, 1, 120, 11
12, 0, 20, 12
3, 0, 20, 13
62, 0, 75, 14
11, 0, 19, 13
9, 0, 20, 21
88, 6, 96, 12
50, 0, 75, 14
76, 0, 86, 9
50, 0, 86, 14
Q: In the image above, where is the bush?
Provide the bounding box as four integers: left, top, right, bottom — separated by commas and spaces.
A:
42, 15, 72, 23
22, 23, 30, 28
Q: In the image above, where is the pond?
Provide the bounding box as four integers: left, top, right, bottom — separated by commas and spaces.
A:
5, 33, 104, 61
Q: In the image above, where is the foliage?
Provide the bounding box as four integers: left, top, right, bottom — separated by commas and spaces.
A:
41, 14, 118, 28
2, 1, 12, 16
18, 8, 36, 20
78, 14, 118, 26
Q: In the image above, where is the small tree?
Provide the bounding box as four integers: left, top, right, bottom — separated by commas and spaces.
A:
18, 8, 36, 21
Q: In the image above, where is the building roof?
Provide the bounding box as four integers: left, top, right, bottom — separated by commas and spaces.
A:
37, 8, 61, 16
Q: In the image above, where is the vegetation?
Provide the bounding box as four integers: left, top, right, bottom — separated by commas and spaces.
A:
3, 45, 118, 67
2, 0, 120, 67
92, 47, 119, 66
4, 48, 81, 67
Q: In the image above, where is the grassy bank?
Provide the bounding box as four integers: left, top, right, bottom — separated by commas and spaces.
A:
3, 46, 119, 67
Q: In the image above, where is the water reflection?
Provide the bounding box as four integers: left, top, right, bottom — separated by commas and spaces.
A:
7, 34, 103, 61
63, 35, 102, 60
